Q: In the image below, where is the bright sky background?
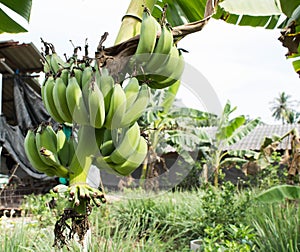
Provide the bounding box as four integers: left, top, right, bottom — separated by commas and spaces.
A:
1, 0, 299, 124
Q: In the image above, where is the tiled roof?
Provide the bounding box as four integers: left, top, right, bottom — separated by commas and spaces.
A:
203, 124, 300, 151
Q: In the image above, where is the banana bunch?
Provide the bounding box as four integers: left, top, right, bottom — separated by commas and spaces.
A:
132, 8, 185, 89
24, 123, 76, 178
94, 122, 148, 176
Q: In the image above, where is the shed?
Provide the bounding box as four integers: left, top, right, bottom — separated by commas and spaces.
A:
0, 40, 57, 209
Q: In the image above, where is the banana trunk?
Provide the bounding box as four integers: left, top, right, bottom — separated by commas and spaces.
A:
114, 0, 157, 45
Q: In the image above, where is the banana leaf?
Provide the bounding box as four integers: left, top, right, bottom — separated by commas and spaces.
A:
225, 118, 261, 147
227, 149, 260, 160
220, 157, 248, 166
256, 185, 300, 203
157, 0, 288, 29
0, 0, 32, 33
217, 116, 245, 140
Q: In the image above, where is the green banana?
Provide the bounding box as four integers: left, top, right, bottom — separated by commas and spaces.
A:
88, 83, 105, 128
39, 148, 69, 178
81, 66, 94, 90
52, 76, 73, 123
135, 9, 159, 63
56, 127, 66, 152
66, 76, 90, 125
59, 68, 69, 85
24, 129, 56, 176
35, 124, 59, 166
149, 45, 180, 81
121, 84, 150, 128
81, 66, 94, 106
108, 136, 148, 176
124, 77, 140, 110
41, 76, 49, 102
99, 139, 115, 156
148, 49, 185, 89
93, 155, 122, 176
56, 127, 71, 167
43, 54, 52, 74
110, 122, 141, 164
104, 83, 127, 129
42, 76, 64, 123
73, 67, 83, 87
96, 67, 114, 113
50, 52, 69, 74
145, 24, 174, 73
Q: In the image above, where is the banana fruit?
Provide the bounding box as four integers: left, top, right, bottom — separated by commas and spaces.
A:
66, 76, 90, 125
104, 83, 127, 129
121, 84, 150, 128
134, 8, 159, 64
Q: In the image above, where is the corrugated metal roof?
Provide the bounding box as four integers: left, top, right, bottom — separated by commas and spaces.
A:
0, 40, 43, 74
204, 124, 300, 151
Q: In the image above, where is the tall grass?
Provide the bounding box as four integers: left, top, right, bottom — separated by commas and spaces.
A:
4, 184, 296, 251
248, 202, 300, 252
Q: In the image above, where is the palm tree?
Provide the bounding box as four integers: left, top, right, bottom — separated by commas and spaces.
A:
270, 92, 298, 124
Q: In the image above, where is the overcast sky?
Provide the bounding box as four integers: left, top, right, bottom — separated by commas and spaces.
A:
1, 0, 299, 124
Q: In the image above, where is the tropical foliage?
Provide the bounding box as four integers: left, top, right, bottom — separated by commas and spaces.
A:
197, 101, 260, 186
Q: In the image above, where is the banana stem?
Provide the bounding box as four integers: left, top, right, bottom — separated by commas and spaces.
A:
69, 125, 98, 186
114, 0, 157, 45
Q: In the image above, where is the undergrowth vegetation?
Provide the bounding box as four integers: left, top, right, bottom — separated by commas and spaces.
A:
2, 181, 298, 251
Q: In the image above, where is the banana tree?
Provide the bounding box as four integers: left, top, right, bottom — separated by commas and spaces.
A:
197, 101, 260, 186
0, 0, 32, 33
137, 81, 218, 190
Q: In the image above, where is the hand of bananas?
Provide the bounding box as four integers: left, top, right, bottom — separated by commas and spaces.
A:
130, 7, 185, 89
24, 123, 75, 178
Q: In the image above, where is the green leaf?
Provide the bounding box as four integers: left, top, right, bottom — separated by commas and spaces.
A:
227, 149, 259, 159
156, 0, 207, 26
0, 0, 32, 33
226, 118, 261, 147
256, 185, 300, 203
280, 0, 300, 18
0, 0, 32, 21
0, 9, 27, 33
219, 0, 282, 16
220, 116, 246, 140
220, 157, 248, 166
287, 4, 300, 25
292, 57, 300, 74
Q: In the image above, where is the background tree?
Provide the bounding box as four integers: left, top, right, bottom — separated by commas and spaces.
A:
270, 92, 300, 124
198, 101, 260, 186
